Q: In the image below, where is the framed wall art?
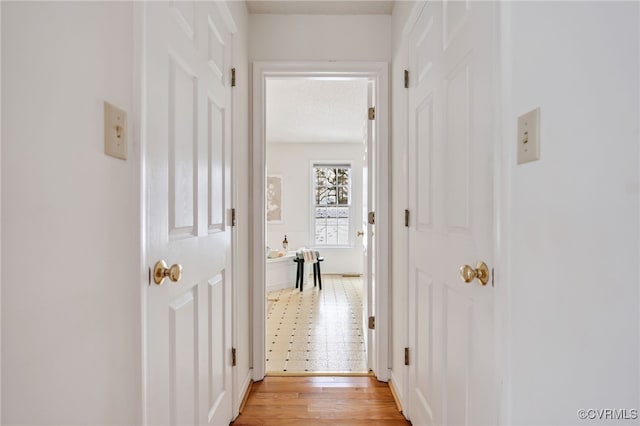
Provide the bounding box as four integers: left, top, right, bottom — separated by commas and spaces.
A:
266, 175, 283, 223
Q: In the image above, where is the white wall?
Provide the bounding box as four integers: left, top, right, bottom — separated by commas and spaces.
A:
266, 142, 364, 274
228, 0, 252, 416
249, 14, 390, 61
502, 2, 639, 424
2, 2, 140, 424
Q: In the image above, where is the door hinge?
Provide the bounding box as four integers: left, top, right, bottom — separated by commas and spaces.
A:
232, 347, 237, 366
368, 211, 375, 225
404, 69, 409, 89
492, 268, 494, 287
231, 68, 236, 87
404, 209, 409, 227
231, 208, 237, 227
404, 347, 410, 366
368, 316, 375, 330
368, 107, 375, 120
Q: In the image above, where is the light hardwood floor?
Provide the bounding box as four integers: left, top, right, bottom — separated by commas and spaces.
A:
231, 376, 410, 425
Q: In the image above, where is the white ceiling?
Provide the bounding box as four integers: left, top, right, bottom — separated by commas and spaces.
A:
246, 0, 394, 15
266, 78, 369, 144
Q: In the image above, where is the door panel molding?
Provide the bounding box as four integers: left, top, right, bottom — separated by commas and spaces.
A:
444, 56, 472, 232
207, 273, 227, 418
443, 0, 471, 51
415, 94, 434, 230
207, 97, 226, 233
168, 288, 198, 426
168, 56, 197, 238
414, 269, 434, 421
170, 1, 196, 40
206, 16, 226, 83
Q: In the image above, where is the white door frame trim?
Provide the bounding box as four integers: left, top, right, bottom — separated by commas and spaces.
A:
0, 2, 3, 419
133, 2, 146, 424
398, 3, 426, 419
251, 61, 390, 381
495, 2, 513, 424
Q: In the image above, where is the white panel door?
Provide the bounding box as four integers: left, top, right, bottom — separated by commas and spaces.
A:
144, 2, 233, 425
407, 1, 496, 425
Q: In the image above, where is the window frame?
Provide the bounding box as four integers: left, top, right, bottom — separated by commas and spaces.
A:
310, 161, 354, 248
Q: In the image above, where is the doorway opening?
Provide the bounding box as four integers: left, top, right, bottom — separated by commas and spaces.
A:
252, 62, 390, 382
264, 77, 369, 373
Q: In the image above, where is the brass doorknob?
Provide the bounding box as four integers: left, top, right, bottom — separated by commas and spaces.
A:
459, 261, 490, 286
356, 231, 365, 237
153, 260, 183, 285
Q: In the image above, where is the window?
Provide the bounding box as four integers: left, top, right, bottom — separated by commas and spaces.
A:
313, 164, 351, 246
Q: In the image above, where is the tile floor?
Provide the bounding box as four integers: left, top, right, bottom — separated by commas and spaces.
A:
266, 274, 367, 373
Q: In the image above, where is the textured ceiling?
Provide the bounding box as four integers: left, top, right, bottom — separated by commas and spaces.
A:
266, 78, 369, 144
247, 0, 394, 15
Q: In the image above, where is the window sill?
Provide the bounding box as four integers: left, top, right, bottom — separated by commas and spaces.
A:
313, 245, 354, 250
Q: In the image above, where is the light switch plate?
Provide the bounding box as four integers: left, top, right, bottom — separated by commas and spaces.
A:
104, 101, 128, 160
517, 107, 540, 164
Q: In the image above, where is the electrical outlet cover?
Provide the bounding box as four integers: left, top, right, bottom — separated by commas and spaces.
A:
104, 101, 128, 160
517, 107, 540, 164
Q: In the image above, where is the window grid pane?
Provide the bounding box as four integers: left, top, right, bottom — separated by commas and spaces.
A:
314, 166, 350, 246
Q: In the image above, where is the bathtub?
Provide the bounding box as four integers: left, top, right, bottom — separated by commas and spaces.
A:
266, 251, 297, 292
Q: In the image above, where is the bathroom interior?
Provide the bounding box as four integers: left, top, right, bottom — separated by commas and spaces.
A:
264, 77, 370, 374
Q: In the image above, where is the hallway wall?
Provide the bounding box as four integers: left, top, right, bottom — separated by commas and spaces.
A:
249, 14, 391, 62
502, 2, 639, 423
2, 2, 139, 424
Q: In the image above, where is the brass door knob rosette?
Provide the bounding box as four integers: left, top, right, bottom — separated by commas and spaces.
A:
153, 260, 183, 285
459, 261, 490, 286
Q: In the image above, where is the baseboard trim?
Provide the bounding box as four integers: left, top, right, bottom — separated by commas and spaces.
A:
238, 370, 253, 414
388, 378, 403, 413
238, 379, 253, 414
266, 371, 373, 377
